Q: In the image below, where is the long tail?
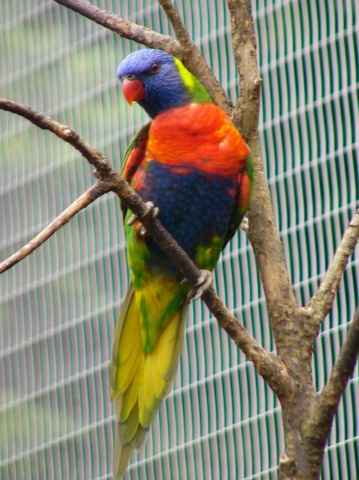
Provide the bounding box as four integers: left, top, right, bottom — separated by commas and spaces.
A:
110, 284, 187, 478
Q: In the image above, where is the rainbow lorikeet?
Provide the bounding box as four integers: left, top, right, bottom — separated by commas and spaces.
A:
110, 49, 252, 477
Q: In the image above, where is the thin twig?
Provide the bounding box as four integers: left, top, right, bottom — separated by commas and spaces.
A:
307, 210, 359, 322
0, 98, 290, 394
0, 98, 112, 177
0, 182, 108, 273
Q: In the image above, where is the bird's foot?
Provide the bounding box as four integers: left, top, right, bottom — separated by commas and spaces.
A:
127, 201, 159, 238
186, 270, 213, 303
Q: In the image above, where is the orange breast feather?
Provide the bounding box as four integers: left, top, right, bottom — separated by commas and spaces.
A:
146, 103, 249, 176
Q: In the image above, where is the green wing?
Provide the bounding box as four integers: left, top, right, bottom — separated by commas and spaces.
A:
120, 122, 151, 218
223, 154, 254, 247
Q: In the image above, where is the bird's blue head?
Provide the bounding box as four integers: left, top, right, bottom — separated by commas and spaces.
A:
117, 49, 211, 119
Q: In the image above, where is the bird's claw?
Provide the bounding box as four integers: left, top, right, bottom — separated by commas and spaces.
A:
127, 201, 159, 226
93, 169, 100, 179
127, 201, 159, 237
240, 216, 249, 232
186, 270, 214, 303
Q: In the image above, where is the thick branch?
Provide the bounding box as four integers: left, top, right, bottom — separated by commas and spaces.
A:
0, 182, 108, 273
227, 2, 357, 477
227, 0, 262, 141
227, 0, 298, 349
307, 210, 359, 322
0, 98, 290, 395
54, 0, 182, 56
306, 307, 359, 445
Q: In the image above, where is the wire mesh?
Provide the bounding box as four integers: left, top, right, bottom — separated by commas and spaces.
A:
0, 0, 358, 479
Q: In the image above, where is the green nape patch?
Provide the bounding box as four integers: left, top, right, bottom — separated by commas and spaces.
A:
174, 58, 212, 104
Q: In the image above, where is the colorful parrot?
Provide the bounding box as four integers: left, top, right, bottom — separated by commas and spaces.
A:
110, 48, 252, 477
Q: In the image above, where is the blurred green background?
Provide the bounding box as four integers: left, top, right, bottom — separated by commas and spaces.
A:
1, 1, 358, 479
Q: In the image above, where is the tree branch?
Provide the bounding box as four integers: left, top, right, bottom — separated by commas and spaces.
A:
227, 0, 262, 141
156, 0, 232, 112
0, 98, 112, 177
54, 0, 182, 56
3, 3, 355, 478
0, 182, 108, 273
157, 0, 192, 48
306, 306, 359, 445
227, 0, 298, 352
0, 98, 291, 396
307, 210, 359, 322
157, 0, 233, 112
54, 0, 232, 113
226, 2, 357, 477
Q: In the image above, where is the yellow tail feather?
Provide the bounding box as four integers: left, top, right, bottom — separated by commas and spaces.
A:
110, 283, 187, 478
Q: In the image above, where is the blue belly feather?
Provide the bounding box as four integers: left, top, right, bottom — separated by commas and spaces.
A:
136, 161, 236, 275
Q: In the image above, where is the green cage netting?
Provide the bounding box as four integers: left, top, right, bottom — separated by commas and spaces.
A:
1, 1, 358, 479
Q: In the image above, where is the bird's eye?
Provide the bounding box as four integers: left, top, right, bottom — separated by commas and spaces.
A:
149, 63, 161, 75
124, 73, 137, 81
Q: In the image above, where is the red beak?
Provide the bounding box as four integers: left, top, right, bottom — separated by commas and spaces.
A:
122, 78, 145, 105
